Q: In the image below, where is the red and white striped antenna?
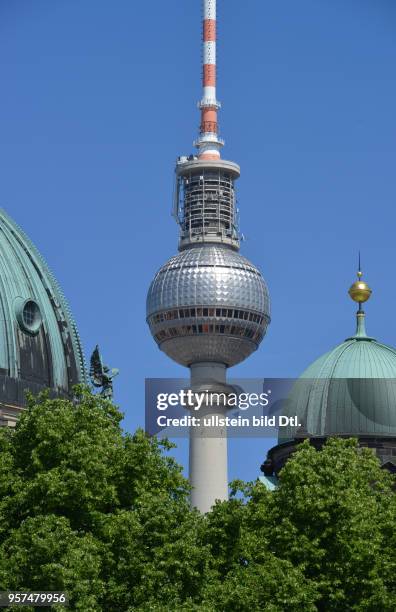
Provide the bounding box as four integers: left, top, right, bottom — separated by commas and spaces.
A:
194, 0, 224, 160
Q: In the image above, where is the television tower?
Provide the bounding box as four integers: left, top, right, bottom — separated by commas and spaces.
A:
147, 0, 270, 513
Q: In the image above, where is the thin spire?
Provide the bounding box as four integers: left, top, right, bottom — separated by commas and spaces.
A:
347, 256, 373, 340
349, 255, 371, 305
357, 252, 362, 312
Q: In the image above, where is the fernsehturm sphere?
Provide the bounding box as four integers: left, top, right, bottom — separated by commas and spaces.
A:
147, 0, 270, 513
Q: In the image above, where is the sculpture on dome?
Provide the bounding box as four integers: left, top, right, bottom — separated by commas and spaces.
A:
89, 345, 119, 400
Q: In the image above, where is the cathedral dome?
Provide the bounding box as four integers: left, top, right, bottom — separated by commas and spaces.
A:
281, 269, 396, 439
0, 209, 85, 425
261, 268, 396, 478
285, 315, 396, 438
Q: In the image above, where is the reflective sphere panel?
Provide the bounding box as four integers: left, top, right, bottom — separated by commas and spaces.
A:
147, 245, 270, 367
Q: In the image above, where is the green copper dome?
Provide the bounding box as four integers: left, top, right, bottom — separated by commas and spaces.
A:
0, 209, 85, 425
281, 310, 396, 439
262, 267, 396, 478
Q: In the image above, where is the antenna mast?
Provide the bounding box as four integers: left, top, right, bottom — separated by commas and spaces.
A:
194, 0, 224, 160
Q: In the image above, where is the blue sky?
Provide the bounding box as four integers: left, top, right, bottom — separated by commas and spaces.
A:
1, 0, 395, 482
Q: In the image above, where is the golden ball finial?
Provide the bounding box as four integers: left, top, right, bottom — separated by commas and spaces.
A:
348, 267, 372, 304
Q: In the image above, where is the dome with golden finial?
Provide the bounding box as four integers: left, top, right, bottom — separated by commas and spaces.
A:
262, 258, 396, 477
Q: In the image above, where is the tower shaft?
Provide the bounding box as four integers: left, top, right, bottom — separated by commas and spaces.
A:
189, 362, 228, 513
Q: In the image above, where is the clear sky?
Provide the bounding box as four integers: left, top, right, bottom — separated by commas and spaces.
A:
1, 0, 395, 482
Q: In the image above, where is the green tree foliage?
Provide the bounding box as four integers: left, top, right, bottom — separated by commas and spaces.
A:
0, 391, 395, 611
201, 438, 396, 611
0, 389, 207, 611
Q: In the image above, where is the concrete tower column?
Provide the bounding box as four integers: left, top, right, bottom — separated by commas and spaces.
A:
189, 362, 228, 513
